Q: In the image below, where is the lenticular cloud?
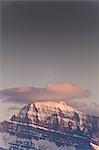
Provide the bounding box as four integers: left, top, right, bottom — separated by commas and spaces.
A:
0, 82, 91, 102
47, 82, 91, 99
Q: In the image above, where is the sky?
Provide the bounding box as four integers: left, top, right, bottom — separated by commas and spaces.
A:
1, 1, 99, 105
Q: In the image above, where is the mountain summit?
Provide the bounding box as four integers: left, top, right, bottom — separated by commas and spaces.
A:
11, 100, 99, 134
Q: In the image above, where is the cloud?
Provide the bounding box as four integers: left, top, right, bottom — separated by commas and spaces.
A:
47, 83, 91, 99
15, 87, 33, 93
0, 83, 91, 103
81, 103, 99, 116
67, 100, 99, 117
79, 104, 99, 117
7, 106, 20, 111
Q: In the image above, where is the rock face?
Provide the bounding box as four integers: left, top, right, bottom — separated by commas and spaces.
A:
12, 100, 99, 134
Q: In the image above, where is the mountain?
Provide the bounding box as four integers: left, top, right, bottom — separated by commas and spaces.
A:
11, 100, 99, 134
13, 101, 82, 128
0, 100, 99, 150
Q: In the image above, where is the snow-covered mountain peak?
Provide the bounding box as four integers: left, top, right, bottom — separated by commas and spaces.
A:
10, 100, 98, 135
32, 100, 80, 114
15, 100, 84, 130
